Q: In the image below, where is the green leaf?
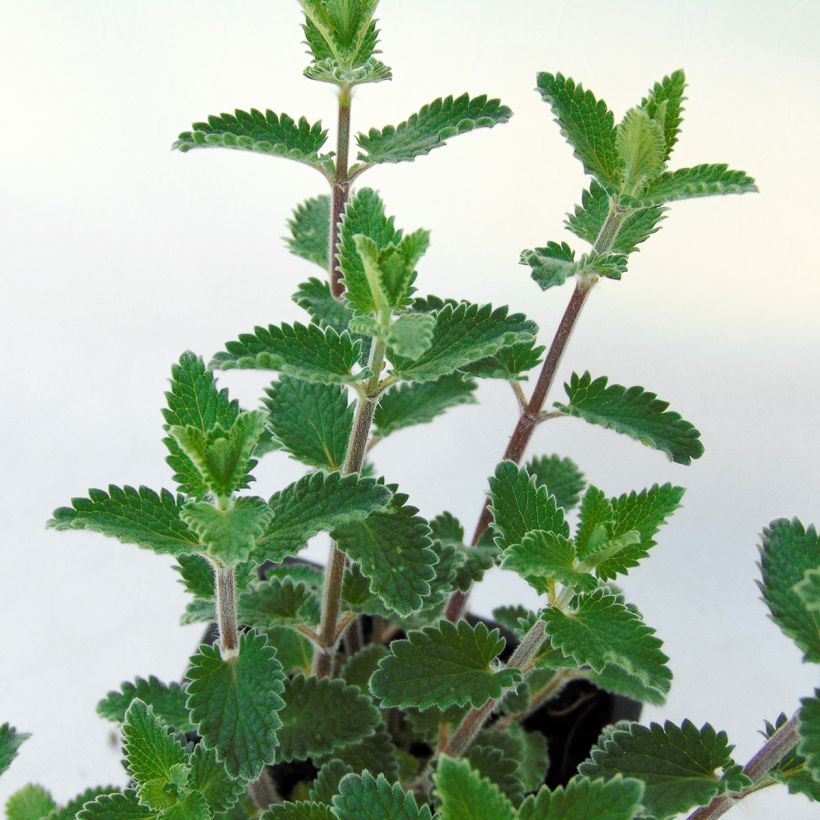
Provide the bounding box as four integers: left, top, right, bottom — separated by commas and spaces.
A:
262, 802, 333, 819
759, 518, 820, 662
543, 589, 671, 703
641, 69, 686, 160
48, 486, 197, 558
188, 744, 244, 815
174, 554, 215, 599
332, 772, 432, 819
795, 567, 820, 613
275, 675, 380, 763
169, 410, 266, 498
566, 180, 665, 254
6, 785, 56, 820
304, 56, 392, 87
465, 744, 525, 804
798, 690, 820, 782
357, 94, 511, 165
518, 776, 644, 820
76, 792, 153, 819
300, 0, 380, 68
186, 630, 285, 780
294, 278, 355, 334
764, 712, 820, 801
211, 323, 365, 384
579, 720, 749, 819
616, 107, 666, 196
587, 660, 670, 707
332, 484, 436, 616
461, 339, 545, 381
525, 455, 586, 512
373, 374, 477, 439
286, 195, 330, 269
0, 723, 28, 776
637, 164, 757, 206
257, 471, 392, 563
162, 351, 241, 498
267, 625, 314, 676
520, 241, 576, 291
309, 759, 353, 805
121, 700, 188, 810
516, 727, 550, 793
370, 619, 521, 710
392, 303, 538, 383
340, 645, 388, 694
264, 377, 353, 471
433, 756, 517, 820
181, 497, 272, 565
502, 530, 597, 594
489, 461, 569, 551
388, 313, 436, 359
239, 576, 320, 629
320, 726, 401, 780
173, 109, 332, 171
536, 72, 620, 188
45, 788, 119, 820
555, 372, 704, 465
97, 677, 193, 733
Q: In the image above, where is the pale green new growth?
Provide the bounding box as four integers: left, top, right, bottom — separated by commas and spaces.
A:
6, 785, 56, 820
181, 497, 272, 565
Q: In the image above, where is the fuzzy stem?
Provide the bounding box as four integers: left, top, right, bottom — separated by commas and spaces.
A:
214, 563, 239, 659
686, 713, 800, 820
329, 84, 352, 298
444, 204, 627, 623
313, 338, 386, 677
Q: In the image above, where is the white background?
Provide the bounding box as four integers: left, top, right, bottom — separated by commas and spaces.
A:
1, 1, 819, 816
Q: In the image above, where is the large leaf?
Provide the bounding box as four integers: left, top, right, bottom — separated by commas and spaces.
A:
579, 720, 749, 819
0, 723, 28, 776
173, 109, 332, 171
373, 374, 477, 439
275, 675, 380, 762
392, 303, 537, 382
433, 756, 517, 820
48, 486, 197, 558
286, 195, 330, 269
332, 485, 436, 616
77, 791, 153, 819
370, 620, 521, 710
256, 471, 391, 563
616, 107, 666, 196
518, 776, 644, 820
555, 372, 703, 465
97, 676, 193, 733
332, 772, 432, 820
186, 630, 285, 780
760, 518, 820, 662
525, 455, 586, 513
543, 589, 672, 703
212, 323, 365, 384
44, 787, 120, 820
264, 377, 353, 470
638, 164, 757, 206
357, 93, 511, 165
536, 72, 620, 188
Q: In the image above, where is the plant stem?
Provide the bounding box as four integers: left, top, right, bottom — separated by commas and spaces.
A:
329, 84, 352, 298
491, 668, 576, 731
313, 337, 387, 677
686, 713, 800, 820
214, 562, 239, 659
444, 204, 626, 623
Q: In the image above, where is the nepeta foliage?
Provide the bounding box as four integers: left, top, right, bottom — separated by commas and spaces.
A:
5, 3, 815, 820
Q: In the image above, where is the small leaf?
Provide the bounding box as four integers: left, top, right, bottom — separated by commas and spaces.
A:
0, 723, 29, 776
461, 339, 545, 381
294, 277, 355, 334
616, 107, 666, 196
97, 677, 193, 733
518, 775, 644, 820
45, 788, 119, 820
388, 312, 436, 359
638, 163, 757, 206
340, 645, 389, 694
275, 675, 380, 762
370, 620, 521, 710
239, 576, 320, 629
181, 497, 272, 565
525, 454, 586, 512
433, 756, 517, 820
261, 802, 333, 819
332, 772, 432, 819
373, 374, 477, 439
6, 785, 56, 820
186, 630, 285, 780
392, 303, 538, 383
286, 195, 330, 269
795, 567, 820, 613
301, 0, 380, 68
502, 530, 597, 594
267, 626, 313, 676
211, 323, 365, 384
641, 69, 686, 159
759, 518, 820, 662
520, 241, 576, 291
798, 690, 820, 782
543, 589, 671, 703
304, 57, 392, 87
555, 372, 704, 465
76, 791, 153, 819
188, 744, 244, 815
264, 377, 353, 471
579, 720, 749, 819
489, 461, 569, 551
465, 744, 525, 804
174, 109, 332, 171
258, 471, 392, 563
48, 486, 197, 558
536, 72, 620, 188
357, 93, 511, 165
320, 726, 401, 780
309, 759, 353, 805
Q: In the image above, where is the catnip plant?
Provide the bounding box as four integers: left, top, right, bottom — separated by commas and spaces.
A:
3, 2, 818, 819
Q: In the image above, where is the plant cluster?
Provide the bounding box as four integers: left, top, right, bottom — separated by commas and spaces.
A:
3, 2, 817, 819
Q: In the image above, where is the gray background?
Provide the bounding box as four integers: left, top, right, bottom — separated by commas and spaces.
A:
1, 1, 818, 815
